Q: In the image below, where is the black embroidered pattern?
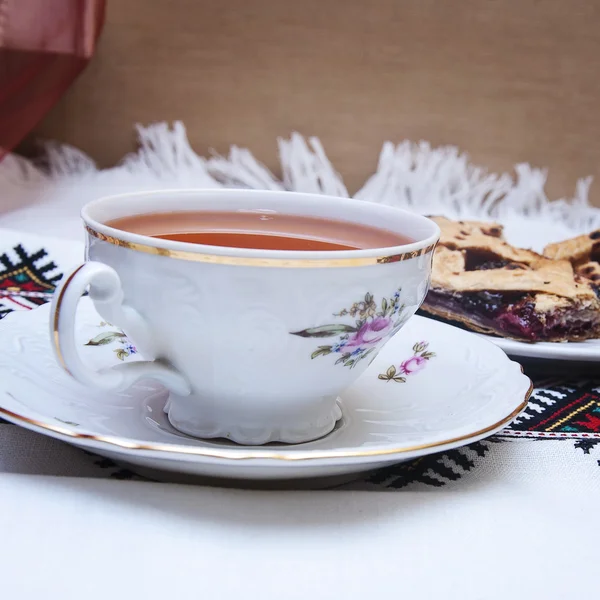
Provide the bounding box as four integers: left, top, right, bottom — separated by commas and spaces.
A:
81, 451, 142, 481
574, 439, 600, 454
367, 440, 494, 489
0, 244, 62, 319
499, 380, 600, 438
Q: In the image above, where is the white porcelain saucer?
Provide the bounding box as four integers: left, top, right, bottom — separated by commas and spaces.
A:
0, 299, 531, 483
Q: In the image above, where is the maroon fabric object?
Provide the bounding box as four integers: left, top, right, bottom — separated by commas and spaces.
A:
0, 0, 105, 158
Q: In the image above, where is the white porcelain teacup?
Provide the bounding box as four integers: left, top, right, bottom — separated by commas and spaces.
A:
51, 189, 440, 445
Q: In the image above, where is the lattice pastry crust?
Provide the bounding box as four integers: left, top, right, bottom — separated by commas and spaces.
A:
420, 217, 600, 342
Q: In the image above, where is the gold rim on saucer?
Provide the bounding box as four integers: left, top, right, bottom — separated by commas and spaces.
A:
0, 377, 532, 462
85, 225, 437, 268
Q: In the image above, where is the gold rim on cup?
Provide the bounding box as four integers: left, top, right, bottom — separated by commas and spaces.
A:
85, 226, 437, 268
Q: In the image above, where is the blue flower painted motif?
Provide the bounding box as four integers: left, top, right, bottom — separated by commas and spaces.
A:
85, 326, 138, 361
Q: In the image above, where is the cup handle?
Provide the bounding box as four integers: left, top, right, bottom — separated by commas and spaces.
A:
50, 262, 191, 395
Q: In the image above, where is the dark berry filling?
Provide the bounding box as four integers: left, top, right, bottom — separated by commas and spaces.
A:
462, 249, 527, 272
424, 289, 599, 342
464, 250, 510, 272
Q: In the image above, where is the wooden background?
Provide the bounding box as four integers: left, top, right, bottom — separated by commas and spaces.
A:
24, 0, 600, 205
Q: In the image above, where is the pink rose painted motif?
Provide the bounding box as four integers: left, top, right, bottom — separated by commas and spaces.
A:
378, 341, 436, 383
399, 355, 427, 374
291, 288, 407, 369
345, 316, 394, 348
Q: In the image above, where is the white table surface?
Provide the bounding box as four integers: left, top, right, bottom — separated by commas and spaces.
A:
1, 474, 593, 600
1, 198, 597, 600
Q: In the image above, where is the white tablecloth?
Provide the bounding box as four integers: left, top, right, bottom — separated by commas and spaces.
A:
0, 473, 594, 600
1, 204, 599, 600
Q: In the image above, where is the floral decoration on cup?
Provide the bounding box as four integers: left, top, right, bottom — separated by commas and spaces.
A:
85, 324, 138, 361
291, 288, 407, 369
378, 341, 436, 383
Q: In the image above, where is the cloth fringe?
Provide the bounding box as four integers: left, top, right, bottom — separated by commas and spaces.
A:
0, 121, 598, 249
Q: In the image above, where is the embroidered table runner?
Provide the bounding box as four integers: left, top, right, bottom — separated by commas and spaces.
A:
1, 227, 599, 490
